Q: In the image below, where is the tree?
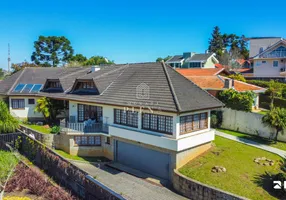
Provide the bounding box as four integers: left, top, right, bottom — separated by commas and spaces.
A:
0, 69, 4, 79
11, 62, 38, 74
208, 26, 225, 57
70, 54, 87, 63
156, 56, 171, 62
228, 74, 246, 82
83, 56, 114, 66
267, 80, 282, 109
31, 36, 74, 67
0, 101, 19, 133
34, 97, 65, 124
262, 107, 286, 142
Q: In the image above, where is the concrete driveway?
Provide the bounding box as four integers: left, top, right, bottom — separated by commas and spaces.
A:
71, 161, 187, 200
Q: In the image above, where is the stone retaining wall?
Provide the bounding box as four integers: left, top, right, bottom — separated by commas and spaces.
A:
173, 170, 247, 200
19, 125, 55, 148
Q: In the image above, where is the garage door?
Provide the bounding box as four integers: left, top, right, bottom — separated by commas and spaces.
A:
116, 141, 170, 180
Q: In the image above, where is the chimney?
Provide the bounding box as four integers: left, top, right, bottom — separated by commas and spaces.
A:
205, 50, 209, 54
232, 79, 235, 87
183, 52, 196, 59
224, 79, 232, 89
91, 66, 100, 72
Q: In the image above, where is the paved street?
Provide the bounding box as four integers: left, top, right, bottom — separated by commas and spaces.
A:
71, 161, 187, 200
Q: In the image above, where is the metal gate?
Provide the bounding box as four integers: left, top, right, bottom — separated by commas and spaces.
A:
116, 141, 170, 180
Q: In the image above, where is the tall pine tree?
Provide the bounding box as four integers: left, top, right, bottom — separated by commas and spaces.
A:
208, 26, 225, 57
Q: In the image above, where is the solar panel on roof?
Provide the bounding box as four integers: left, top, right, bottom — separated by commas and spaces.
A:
22, 84, 34, 93
30, 84, 43, 93
13, 84, 25, 93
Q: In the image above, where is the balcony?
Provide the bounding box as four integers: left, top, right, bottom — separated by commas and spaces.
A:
60, 122, 109, 134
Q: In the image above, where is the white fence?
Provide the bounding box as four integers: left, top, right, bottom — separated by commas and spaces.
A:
221, 108, 286, 142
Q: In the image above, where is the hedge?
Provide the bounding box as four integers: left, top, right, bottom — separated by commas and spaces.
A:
259, 94, 286, 110
218, 89, 255, 112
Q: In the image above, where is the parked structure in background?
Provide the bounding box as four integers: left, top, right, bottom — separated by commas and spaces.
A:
246, 37, 286, 80
166, 52, 219, 69
177, 68, 266, 108
0, 62, 223, 181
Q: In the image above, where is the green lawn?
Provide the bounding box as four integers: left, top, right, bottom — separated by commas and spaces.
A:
257, 110, 268, 115
0, 151, 18, 184
54, 149, 109, 162
217, 128, 286, 152
20, 123, 51, 134
179, 136, 284, 200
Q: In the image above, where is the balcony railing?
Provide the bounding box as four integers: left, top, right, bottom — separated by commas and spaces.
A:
61, 122, 109, 134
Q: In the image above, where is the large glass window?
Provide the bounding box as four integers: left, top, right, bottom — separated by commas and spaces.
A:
189, 62, 201, 68
11, 99, 25, 109
180, 112, 208, 135
114, 109, 138, 128
78, 104, 102, 122
142, 113, 173, 134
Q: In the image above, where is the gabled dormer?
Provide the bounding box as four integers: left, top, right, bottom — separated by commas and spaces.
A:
70, 79, 99, 95
42, 79, 64, 93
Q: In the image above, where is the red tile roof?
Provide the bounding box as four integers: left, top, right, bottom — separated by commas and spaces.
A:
176, 68, 228, 76
185, 75, 265, 92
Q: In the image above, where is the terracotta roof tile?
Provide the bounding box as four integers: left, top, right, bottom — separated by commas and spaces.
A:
185, 75, 265, 92
176, 68, 226, 76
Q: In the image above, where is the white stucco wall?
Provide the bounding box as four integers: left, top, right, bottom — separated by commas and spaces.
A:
69, 100, 178, 137
203, 57, 216, 68
221, 108, 286, 142
9, 96, 44, 119
253, 59, 286, 77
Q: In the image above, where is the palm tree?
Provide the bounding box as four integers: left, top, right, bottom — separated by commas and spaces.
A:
262, 107, 286, 142
34, 97, 65, 124
0, 101, 19, 133
268, 80, 282, 110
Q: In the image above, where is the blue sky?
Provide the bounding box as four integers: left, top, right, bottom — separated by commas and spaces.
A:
0, 0, 285, 70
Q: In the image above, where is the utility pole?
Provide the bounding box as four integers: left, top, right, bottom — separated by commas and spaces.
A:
8, 43, 10, 73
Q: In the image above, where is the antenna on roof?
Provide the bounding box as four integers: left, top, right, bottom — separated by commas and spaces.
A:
8, 43, 10, 73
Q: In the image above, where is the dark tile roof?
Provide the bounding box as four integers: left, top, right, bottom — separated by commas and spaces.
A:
166, 55, 184, 62
0, 63, 223, 113
185, 53, 213, 62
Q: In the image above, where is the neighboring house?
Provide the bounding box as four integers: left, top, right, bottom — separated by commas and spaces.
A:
0, 62, 223, 181
176, 68, 266, 109
247, 37, 286, 80
166, 52, 219, 69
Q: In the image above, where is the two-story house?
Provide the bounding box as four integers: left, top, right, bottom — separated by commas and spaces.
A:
248, 37, 286, 80
166, 52, 219, 69
0, 62, 223, 181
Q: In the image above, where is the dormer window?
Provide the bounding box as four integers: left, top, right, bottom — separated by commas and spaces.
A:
43, 80, 63, 92
76, 82, 95, 89
71, 80, 98, 94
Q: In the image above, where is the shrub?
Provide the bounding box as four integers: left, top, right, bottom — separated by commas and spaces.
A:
210, 110, 223, 128
246, 80, 270, 88
218, 89, 255, 112
228, 74, 246, 82
0, 101, 19, 133
50, 126, 60, 134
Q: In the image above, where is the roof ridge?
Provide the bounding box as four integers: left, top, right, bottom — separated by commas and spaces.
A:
6, 68, 27, 95
59, 67, 88, 79
92, 64, 129, 81
161, 61, 181, 112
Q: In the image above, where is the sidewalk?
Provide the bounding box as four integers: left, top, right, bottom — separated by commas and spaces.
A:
215, 130, 286, 158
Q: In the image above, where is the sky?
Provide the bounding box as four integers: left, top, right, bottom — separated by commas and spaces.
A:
0, 0, 286, 70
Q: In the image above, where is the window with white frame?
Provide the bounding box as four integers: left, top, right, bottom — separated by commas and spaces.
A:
180, 112, 208, 135
273, 60, 279, 67
11, 99, 25, 109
